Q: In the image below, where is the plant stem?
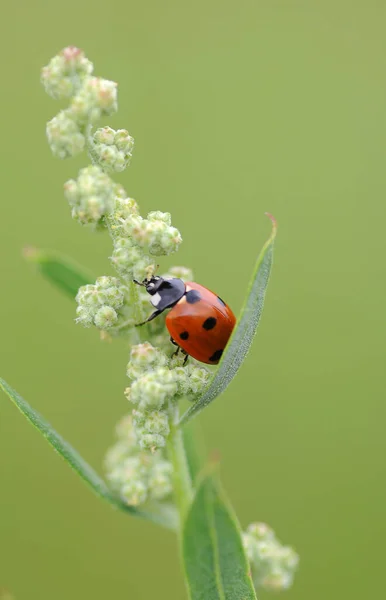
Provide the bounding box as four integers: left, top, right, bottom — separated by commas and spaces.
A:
167, 403, 193, 525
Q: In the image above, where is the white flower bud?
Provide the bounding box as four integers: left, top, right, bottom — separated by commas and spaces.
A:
143, 410, 170, 436
139, 433, 166, 451
94, 305, 118, 329
64, 165, 118, 226
75, 305, 93, 327
90, 127, 135, 173
243, 522, 299, 592
127, 343, 168, 381
129, 367, 177, 411
121, 479, 148, 506
70, 77, 118, 124
93, 126, 115, 145
46, 110, 85, 159
147, 211, 172, 225
148, 460, 173, 500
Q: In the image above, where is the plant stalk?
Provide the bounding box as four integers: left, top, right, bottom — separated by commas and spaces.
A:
167, 403, 193, 525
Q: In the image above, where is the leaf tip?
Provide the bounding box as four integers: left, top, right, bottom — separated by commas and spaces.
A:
264, 212, 278, 236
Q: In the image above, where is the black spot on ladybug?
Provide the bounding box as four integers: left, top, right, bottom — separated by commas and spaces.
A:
186, 290, 201, 304
179, 331, 189, 340
203, 317, 217, 330
209, 349, 223, 362
217, 296, 226, 306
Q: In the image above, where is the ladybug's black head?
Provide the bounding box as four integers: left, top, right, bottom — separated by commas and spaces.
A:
135, 276, 186, 311
143, 276, 164, 296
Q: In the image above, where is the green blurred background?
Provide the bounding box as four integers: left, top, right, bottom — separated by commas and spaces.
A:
1, 0, 386, 598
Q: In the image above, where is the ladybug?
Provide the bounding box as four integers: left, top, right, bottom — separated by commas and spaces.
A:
135, 276, 236, 365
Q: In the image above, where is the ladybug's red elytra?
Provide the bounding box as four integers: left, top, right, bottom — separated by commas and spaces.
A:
135, 276, 236, 365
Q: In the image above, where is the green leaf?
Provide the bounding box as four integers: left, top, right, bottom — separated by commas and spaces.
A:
182, 469, 257, 600
180, 214, 277, 425
0, 378, 176, 530
24, 247, 93, 298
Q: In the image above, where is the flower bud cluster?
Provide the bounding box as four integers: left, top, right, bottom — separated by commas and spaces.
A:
243, 522, 299, 591
42, 47, 118, 160
125, 343, 210, 450
46, 110, 86, 159
119, 211, 182, 256
41, 46, 93, 100
104, 414, 173, 506
64, 166, 125, 226
75, 276, 129, 330
108, 201, 182, 282
91, 127, 134, 172
125, 343, 174, 450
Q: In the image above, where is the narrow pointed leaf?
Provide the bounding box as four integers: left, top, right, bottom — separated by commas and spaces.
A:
182, 469, 257, 600
24, 247, 93, 298
0, 378, 176, 530
180, 214, 277, 425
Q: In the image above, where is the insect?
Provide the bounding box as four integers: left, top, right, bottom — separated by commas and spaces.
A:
135, 276, 236, 365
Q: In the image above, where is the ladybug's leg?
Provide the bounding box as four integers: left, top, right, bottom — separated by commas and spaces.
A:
135, 309, 163, 327
171, 341, 181, 359
182, 351, 189, 366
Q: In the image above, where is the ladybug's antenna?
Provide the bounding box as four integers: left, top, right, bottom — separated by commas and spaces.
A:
133, 279, 145, 286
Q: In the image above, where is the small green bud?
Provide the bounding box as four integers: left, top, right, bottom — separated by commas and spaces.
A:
148, 459, 173, 500
93, 126, 115, 145
94, 305, 118, 329
147, 211, 172, 225
114, 129, 135, 153
70, 76, 118, 124
110, 237, 153, 279
75, 305, 93, 327
129, 367, 177, 411
95, 275, 121, 289
150, 225, 182, 256
121, 479, 148, 506
143, 410, 170, 436
172, 366, 190, 395
120, 213, 182, 257
127, 343, 168, 380
112, 197, 139, 221
187, 366, 210, 395
91, 143, 127, 173
132, 409, 146, 428
103, 286, 124, 309
76, 284, 105, 308
46, 110, 85, 159
172, 364, 210, 396
139, 433, 166, 451
41, 46, 93, 100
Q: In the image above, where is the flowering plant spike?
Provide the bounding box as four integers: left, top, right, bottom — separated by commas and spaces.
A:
0, 47, 298, 599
